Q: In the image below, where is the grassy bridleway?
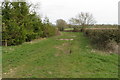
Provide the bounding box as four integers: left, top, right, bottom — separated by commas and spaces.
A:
2, 32, 118, 78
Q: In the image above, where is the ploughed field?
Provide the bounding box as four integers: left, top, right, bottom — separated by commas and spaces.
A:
2, 32, 118, 78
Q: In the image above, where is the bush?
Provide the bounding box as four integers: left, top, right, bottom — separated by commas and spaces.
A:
84, 29, 120, 52
73, 27, 79, 32
26, 32, 37, 42
42, 24, 56, 37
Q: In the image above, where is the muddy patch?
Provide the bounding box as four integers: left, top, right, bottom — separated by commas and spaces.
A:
57, 39, 74, 41
54, 43, 72, 56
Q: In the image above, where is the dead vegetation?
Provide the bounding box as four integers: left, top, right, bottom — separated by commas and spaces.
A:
106, 41, 119, 54
25, 38, 47, 44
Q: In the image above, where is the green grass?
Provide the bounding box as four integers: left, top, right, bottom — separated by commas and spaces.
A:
2, 32, 118, 78
0, 47, 2, 78
64, 28, 74, 30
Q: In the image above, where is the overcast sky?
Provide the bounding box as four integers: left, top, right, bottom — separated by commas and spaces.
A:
19, 0, 120, 24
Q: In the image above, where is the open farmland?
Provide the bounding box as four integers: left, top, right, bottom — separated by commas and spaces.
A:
85, 28, 118, 30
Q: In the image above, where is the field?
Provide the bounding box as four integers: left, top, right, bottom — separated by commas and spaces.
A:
2, 32, 118, 78
85, 25, 118, 28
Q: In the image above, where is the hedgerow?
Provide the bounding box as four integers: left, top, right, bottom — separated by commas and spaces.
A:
84, 29, 120, 52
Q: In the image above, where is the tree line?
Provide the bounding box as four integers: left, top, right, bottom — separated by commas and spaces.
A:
2, 1, 57, 46
56, 12, 96, 31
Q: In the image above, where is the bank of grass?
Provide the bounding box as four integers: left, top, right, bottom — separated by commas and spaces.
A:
2, 32, 118, 78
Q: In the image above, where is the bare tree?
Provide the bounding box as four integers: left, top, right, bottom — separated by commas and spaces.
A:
70, 12, 96, 31
69, 18, 78, 25
69, 18, 79, 31
76, 12, 96, 25
56, 19, 67, 31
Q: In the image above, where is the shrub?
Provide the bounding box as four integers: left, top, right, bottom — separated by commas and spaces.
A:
84, 29, 120, 52
42, 24, 56, 37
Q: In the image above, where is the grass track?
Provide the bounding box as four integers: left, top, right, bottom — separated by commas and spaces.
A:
3, 32, 118, 78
